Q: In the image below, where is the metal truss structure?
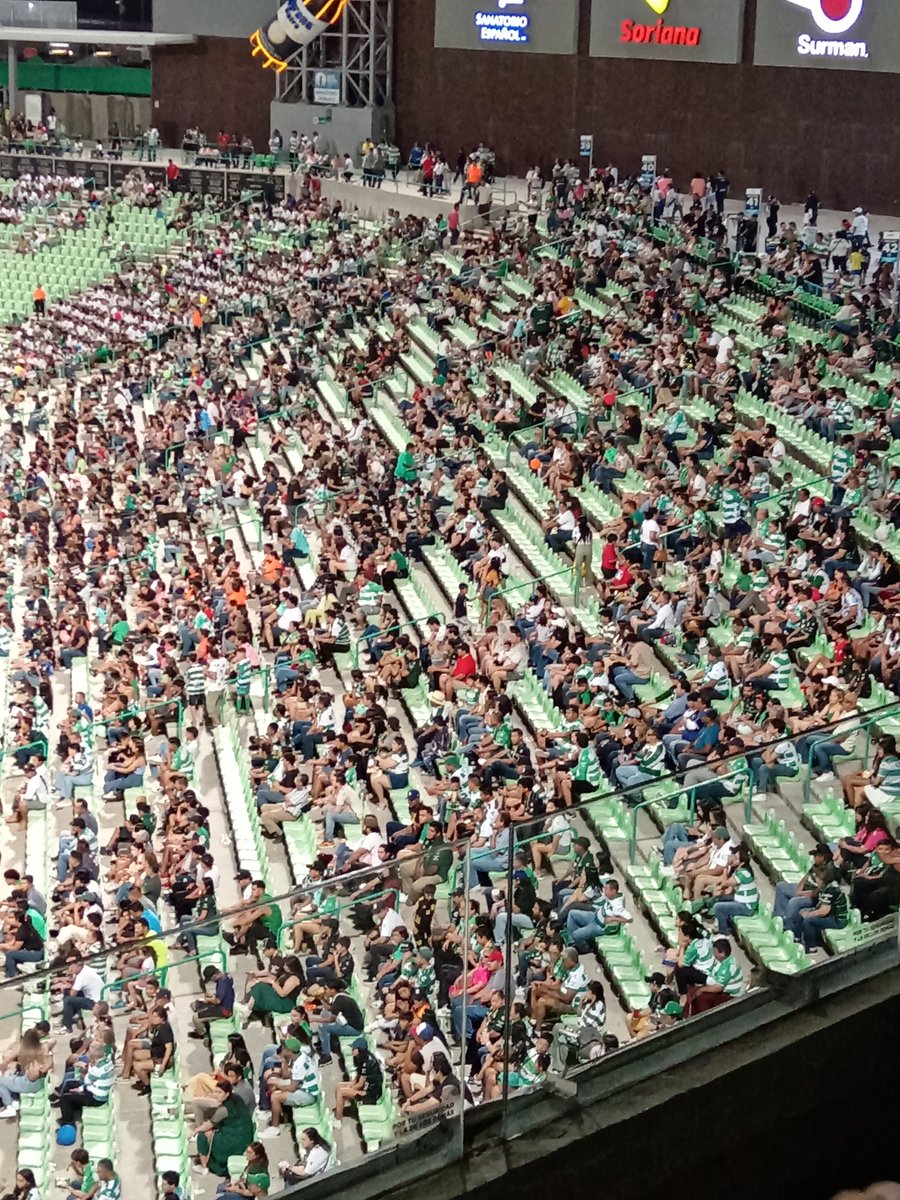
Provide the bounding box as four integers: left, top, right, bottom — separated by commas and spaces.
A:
274, 0, 393, 108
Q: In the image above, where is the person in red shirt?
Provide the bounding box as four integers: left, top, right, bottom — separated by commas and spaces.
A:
420, 151, 435, 197
600, 532, 619, 580
166, 158, 180, 192
448, 202, 461, 246
436, 643, 476, 702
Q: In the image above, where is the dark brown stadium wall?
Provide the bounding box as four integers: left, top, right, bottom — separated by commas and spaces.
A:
151, 38, 274, 153
394, 0, 900, 215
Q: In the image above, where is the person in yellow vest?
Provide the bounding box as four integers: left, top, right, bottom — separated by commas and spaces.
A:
33, 285, 46, 318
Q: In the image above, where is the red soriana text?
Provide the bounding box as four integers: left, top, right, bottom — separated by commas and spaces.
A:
620, 17, 702, 45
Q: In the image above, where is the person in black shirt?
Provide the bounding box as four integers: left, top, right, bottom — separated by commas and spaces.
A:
484, 727, 532, 789
1, 906, 44, 977
413, 886, 437, 943
333, 1038, 383, 1127
313, 984, 364, 1065
305, 936, 354, 989
132, 1006, 174, 1093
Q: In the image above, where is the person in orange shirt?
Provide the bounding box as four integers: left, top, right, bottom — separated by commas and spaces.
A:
464, 157, 482, 201
261, 550, 283, 589
226, 575, 247, 608
191, 305, 203, 348
33, 285, 46, 317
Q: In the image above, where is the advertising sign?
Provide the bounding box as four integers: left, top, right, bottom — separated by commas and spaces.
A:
881, 231, 900, 265
434, 0, 579, 55
590, 0, 746, 63
754, 0, 900, 72
313, 69, 341, 104
251, 0, 349, 72
744, 187, 762, 219
579, 135, 594, 158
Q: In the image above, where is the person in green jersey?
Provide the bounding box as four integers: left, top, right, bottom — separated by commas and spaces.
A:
797, 876, 849, 952
685, 937, 743, 1014
233, 653, 253, 713
394, 442, 417, 482
225, 879, 282, 955
712, 845, 760, 934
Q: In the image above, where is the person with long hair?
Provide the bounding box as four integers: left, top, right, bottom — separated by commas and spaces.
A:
852, 831, 900, 922
3, 1168, 40, 1200
215, 1141, 270, 1200
278, 1127, 332, 1184
195, 1079, 255, 1177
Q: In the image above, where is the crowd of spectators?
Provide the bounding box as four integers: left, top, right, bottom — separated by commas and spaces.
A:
0, 141, 897, 1200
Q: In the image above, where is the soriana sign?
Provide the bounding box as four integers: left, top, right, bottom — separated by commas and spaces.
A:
755, 0, 900, 71
590, 0, 746, 62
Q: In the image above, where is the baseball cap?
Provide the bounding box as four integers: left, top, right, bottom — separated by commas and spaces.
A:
644, 972, 666, 987
351, 1037, 368, 1051
282, 1037, 302, 1053
418, 947, 434, 961
414, 1023, 435, 1041
713, 826, 729, 841
663, 1001, 684, 1017
235, 870, 251, 881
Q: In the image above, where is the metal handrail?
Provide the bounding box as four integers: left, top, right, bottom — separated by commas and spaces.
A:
351, 612, 439, 670
801, 702, 900, 804
627, 768, 751, 865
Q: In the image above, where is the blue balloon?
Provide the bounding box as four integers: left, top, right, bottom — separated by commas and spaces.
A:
56, 1124, 77, 1146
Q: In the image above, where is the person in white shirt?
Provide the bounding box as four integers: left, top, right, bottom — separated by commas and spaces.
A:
715, 330, 736, 367
487, 628, 528, 692
321, 770, 360, 842
279, 1127, 332, 1183
639, 509, 662, 572
62, 962, 104, 1031
635, 588, 676, 644
682, 826, 734, 899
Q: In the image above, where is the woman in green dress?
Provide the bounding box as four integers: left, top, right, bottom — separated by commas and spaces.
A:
195, 1081, 254, 1177
237, 956, 304, 1023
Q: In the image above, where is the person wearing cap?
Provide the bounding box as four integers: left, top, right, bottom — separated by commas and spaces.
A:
791, 866, 850, 952
332, 1037, 383, 1129
190, 964, 236, 1041
393, 1020, 442, 1099
384, 794, 430, 852
262, 1036, 321, 1135
774, 843, 837, 933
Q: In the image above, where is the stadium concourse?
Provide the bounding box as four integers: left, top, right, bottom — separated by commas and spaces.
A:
0, 150, 898, 1200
